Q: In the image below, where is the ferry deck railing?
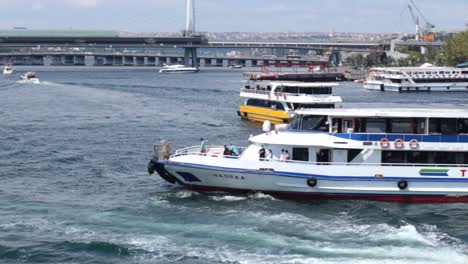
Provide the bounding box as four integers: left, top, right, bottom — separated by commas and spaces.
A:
240, 88, 333, 98
168, 145, 468, 168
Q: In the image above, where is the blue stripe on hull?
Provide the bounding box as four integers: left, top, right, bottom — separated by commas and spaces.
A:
160, 161, 468, 183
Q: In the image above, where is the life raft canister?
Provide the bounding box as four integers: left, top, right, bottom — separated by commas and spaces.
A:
380, 138, 390, 148
409, 139, 419, 149
394, 138, 404, 149
306, 177, 317, 187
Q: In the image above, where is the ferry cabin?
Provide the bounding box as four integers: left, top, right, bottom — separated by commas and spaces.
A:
239, 81, 341, 124
246, 108, 468, 166
364, 66, 468, 92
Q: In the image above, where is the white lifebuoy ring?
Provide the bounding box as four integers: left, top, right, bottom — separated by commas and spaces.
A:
409, 139, 419, 149
394, 138, 404, 149
380, 138, 390, 148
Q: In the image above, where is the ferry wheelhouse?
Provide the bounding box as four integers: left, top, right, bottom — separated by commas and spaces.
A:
149, 108, 468, 202
364, 65, 468, 92
238, 81, 342, 124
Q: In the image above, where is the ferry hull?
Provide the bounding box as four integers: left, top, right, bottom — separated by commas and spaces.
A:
238, 105, 290, 124
154, 158, 468, 203
364, 81, 468, 92
188, 185, 468, 203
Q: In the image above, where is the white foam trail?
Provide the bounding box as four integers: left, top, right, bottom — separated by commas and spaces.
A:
209, 195, 247, 202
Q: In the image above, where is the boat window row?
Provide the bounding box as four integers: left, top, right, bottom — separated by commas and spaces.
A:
277, 86, 332, 95
288, 115, 468, 135
289, 103, 335, 110
245, 99, 285, 110
382, 151, 468, 165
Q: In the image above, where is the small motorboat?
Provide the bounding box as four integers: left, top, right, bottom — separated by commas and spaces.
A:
229, 64, 243, 69
3, 64, 13, 75
159, 64, 199, 73
19, 72, 40, 84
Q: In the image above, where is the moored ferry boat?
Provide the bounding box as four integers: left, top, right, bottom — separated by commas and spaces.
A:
238, 81, 342, 124
149, 108, 468, 202
364, 64, 468, 92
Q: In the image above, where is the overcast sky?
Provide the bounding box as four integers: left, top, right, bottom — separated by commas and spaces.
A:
0, 0, 465, 33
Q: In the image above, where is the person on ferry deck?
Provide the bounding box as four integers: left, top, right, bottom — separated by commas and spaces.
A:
223, 145, 231, 156
284, 150, 289, 160
259, 146, 266, 160
200, 138, 206, 153
266, 149, 273, 161
280, 149, 286, 161
230, 144, 238, 155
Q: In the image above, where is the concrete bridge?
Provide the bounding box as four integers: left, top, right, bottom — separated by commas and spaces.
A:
0, 30, 446, 66
0, 51, 328, 67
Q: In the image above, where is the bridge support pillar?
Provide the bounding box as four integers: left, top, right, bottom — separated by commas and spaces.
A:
184, 47, 198, 67
329, 49, 342, 66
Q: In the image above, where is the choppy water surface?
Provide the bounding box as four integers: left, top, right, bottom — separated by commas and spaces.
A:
1, 66, 468, 264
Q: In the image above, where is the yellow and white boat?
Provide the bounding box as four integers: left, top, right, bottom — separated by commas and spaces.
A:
238, 81, 342, 124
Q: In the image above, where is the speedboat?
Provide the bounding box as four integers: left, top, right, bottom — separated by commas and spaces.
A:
229, 64, 243, 69
19, 72, 40, 84
159, 64, 199, 73
149, 108, 468, 203
3, 64, 13, 75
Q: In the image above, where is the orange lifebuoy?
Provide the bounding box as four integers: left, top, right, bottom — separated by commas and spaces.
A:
409, 139, 419, 149
380, 138, 390, 148
394, 138, 404, 149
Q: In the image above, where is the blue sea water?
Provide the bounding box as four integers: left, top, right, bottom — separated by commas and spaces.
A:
1, 66, 468, 263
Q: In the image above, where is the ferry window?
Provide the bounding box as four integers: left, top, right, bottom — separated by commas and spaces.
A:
246, 99, 268, 108
435, 152, 457, 164
301, 115, 327, 131
310, 87, 332, 95
283, 86, 298, 94
288, 117, 301, 130
390, 118, 413, 133
268, 101, 284, 110
365, 118, 387, 133
382, 151, 405, 164
429, 118, 457, 134
414, 119, 426, 134
440, 119, 458, 135
347, 149, 362, 162
293, 103, 334, 109
458, 119, 468, 134
316, 149, 330, 163
407, 151, 428, 164
292, 147, 309, 161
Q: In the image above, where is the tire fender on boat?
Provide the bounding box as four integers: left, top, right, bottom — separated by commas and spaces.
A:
148, 160, 155, 175
397, 179, 408, 190
306, 177, 317, 187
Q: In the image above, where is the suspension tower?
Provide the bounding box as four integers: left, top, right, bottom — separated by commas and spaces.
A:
183, 0, 198, 67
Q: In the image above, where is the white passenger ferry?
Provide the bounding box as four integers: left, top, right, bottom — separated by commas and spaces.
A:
364, 64, 468, 92
149, 108, 468, 202
238, 81, 342, 124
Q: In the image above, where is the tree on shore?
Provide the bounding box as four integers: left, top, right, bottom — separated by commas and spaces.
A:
437, 30, 468, 66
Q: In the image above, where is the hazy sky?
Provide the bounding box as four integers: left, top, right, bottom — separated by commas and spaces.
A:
0, 0, 466, 33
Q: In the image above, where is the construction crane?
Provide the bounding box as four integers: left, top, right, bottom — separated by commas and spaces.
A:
407, 0, 436, 41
